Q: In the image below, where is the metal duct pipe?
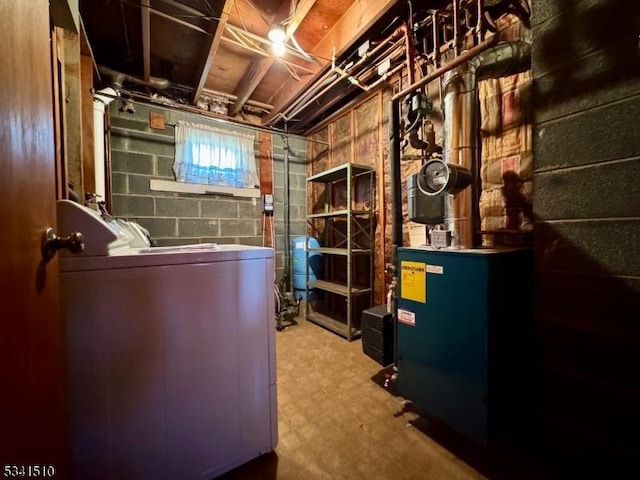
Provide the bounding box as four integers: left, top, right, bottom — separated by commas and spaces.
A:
98, 65, 170, 90
442, 40, 531, 248
472, 40, 531, 81
442, 64, 476, 248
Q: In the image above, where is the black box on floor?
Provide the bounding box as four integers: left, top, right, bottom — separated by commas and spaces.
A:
361, 305, 394, 366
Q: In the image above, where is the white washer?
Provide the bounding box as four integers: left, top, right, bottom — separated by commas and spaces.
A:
57, 200, 277, 480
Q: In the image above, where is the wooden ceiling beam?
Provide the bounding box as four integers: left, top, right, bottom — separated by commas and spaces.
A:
263, 0, 398, 124
151, 8, 208, 34
192, 0, 232, 103
229, 0, 317, 116
285, 0, 317, 36
141, 0, 150, 82
155, 0, 208, 17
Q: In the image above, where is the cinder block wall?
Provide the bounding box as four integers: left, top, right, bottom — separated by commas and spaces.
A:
272, 134, 307, 283
532, 0, 640, 470
109, 101, 307, 281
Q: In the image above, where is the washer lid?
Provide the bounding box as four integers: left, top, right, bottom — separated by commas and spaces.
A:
57, 200, 139, 256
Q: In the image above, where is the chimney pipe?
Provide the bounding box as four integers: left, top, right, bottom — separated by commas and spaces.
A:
97, 65, 170, 90
441, 40, 531, 248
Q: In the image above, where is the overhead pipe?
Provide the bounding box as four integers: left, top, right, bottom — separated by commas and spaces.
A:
278, 25, 409, 123
392, 35, 497, 101
453, 0, 461, 56
274, 65, 340, 121
98, 65, 170, 91
343, 26, 407, 78
286, 41, 404, 120
292, 60, 406, 131
401, 22, 416, 86
361, 62, 406, 92
471, 39, 532, 79
330, 46, 403, 93
284, 73, 342, 120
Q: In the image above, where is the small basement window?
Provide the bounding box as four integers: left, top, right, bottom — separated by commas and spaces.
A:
151, 121, 260, 198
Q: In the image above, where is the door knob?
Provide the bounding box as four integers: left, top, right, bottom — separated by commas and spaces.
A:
41, 227, 85, 262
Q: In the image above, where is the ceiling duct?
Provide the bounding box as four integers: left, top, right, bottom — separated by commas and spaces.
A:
97, 65, 170, 90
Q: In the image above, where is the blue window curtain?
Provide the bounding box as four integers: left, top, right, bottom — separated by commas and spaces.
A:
173, 121, 258, 188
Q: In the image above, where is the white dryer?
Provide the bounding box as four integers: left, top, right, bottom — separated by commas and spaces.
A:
57, 200, 277, 480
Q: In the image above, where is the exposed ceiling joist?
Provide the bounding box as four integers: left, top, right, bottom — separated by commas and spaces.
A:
285, 0, 317, 36
264, 0, 398, 124
156, 0, 208, 17
192, 0, 232, 103
152, 8, 208, 33
141, 0, 150, 82
229, 0, 318, 116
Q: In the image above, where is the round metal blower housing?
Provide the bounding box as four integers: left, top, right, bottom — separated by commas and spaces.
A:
416, 159, 472, 196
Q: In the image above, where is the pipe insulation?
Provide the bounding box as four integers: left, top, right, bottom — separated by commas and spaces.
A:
441, 40, 531, 248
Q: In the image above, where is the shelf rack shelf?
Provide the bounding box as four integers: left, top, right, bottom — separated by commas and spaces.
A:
305, 162, 375, 341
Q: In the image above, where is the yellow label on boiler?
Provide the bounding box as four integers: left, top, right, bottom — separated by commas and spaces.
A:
400, 261, 426, 303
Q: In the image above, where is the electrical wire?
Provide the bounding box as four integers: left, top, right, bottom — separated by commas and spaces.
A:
233, 0, 249, 32
118, 0, 133, 61
122, 0, 222, 22
243, 0, 272, 27
290, 33, 316, 63
199, 0, 216, 16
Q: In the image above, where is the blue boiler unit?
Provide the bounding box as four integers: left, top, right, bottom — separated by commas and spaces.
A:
396, 247, 533, 446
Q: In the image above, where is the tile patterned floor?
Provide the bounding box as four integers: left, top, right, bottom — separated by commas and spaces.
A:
218, 318, 489, 480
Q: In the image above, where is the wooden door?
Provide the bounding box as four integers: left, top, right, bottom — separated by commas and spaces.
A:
0, 0, 66, 472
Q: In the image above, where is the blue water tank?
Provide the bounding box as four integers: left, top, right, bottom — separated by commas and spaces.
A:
291, 236, 322, 300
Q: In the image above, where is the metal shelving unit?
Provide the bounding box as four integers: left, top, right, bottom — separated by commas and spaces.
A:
305, 163, 375, 341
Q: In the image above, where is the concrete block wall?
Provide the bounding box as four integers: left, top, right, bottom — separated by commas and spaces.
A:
109, 102, 307, 275
532, 0, 640, 471
272, 134, 308, 283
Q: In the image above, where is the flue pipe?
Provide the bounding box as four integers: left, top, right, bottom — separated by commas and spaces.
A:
441, 40, 531, 247
98, 65, 170, 90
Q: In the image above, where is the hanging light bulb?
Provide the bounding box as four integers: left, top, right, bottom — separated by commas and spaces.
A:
268, 23, 286, 57
268, 25, 286, 43
272, 40, 286, 56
